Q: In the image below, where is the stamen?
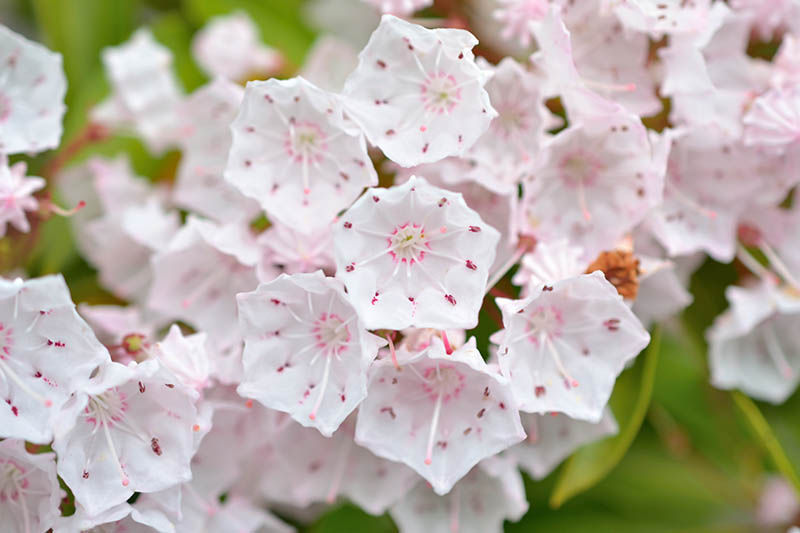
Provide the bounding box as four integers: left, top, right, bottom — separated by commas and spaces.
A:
761, 242, 800, 290
386, 333, 400, 370
764, 322, 794, 379
100, 414, 129, 487
424, 390, 444, 465
309, 353, 333, 421
584, 79, 637, 92
544, 335, 579, 388
441, 331, 453, 355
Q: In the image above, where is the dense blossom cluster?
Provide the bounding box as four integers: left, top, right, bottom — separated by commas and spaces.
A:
1, 1, 800, 532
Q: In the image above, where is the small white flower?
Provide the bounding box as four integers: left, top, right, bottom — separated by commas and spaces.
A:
334, 176, 500, 330
0, 158, 44, 237
0, 24, 66, 155
0, 439, 62, 533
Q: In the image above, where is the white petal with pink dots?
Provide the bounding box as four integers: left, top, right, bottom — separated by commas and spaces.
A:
355, 336, 525, 495
334, 176, 500, 330
0, 275, 109, 444
496, 272, 650, 422
341, 15, 497, 167
52, 359, 198, 517
237, 271, 384, 436
0, 438, 62, 533
225, 76, 377, 234
0, 24, 66, 155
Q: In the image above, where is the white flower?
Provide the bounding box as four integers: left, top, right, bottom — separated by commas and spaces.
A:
496, 272, 650, 422
173, 78, 260, 223
53, 360, 197, 516
0, 439, 62, 533
0, 275, 109, 444
341, 15, 496, 166
355, 336, 525, 495
191, 11, 282, 82
507, 408, 618, 479
237, 271, 383, 436
389, 456, 528, 533
708, 282, 800, 404
363, 0, 433, 15
0, 24, 66, 155
95, 28, 182, 153
225, 77, 377, 234
334, 176, 500, 330
0, 158, 44, 237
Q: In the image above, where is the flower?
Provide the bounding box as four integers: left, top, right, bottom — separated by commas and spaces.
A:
363, 0, 433, 16
191, 11, 282, 82
355, 336, 525, 495
0, 438, 62, 533
389, 456, 528, 533
237, 271, 383, 436
496, 272, 650, 422
507, 408, 618, 479
341, 15, 496, 166
707, 281, 800, 404
0, 24, 66, 155
52, 359, 197, 516
0, 158, 44, 237
334, 176, 500, 330
0, 275, 109, 444
225, 76, 377, 234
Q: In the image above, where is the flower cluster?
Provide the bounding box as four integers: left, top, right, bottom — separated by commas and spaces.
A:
2, 1, 800, 531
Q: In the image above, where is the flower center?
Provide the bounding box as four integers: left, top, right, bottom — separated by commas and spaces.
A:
421, 72, 461, 115
525, 305, 564, 344
0, 459, 27, 501
312, 313, 351, 355
285, 121, 327, 164
84, 389, 129, 429
388, 223, 428, 265
421, 364, 465, 402
559, 150, 604, 188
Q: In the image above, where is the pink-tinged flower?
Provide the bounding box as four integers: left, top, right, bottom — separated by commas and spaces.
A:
0, 158, 44, 238
452, 57, 551, 195
645, 126, 800, 262
94, 28, 182, 154
148, 217, 259, 349
259, 415, 418, 513
363, 0, 433, 15
772, 35, 800, 89
496, 272, 650, 422
341, 15, 496, 167
756, 476, 800, 527
334, 176, 500, 330
83, 197, 180, 302
730, 0, 800, 39
0, 275, 109, 444
611, 0, 712, 37
237, 271, 383, 436
743, 88, 800, 151
173, 492, 293, 533
257, 221, 335, 277
52, 359, 197, 516
300, 36, 360, 92
507, 408, 618, 479
558, 0, 662, 117
707, 281, 800, 404
77, 303, 161, 365
0, 25, 66, 155
191, 11, 282, 82
494, 0, 550, 47
512, 240, 585, 296
225, 77, 377, 234
389, 456, 528, 533
149, 324, 211, 393
355, 336, 525, 495
632, 255, 693, 328
173, 78, 260, 223
520, 110, 668, 260
0, 439, 62, 533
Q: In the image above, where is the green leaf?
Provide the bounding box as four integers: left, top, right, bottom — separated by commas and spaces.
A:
549, 326, 662, 508
150, 11, 208, 91
732, 390, 800, 495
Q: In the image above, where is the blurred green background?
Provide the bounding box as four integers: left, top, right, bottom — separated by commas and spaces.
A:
1, 1, 798, 531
